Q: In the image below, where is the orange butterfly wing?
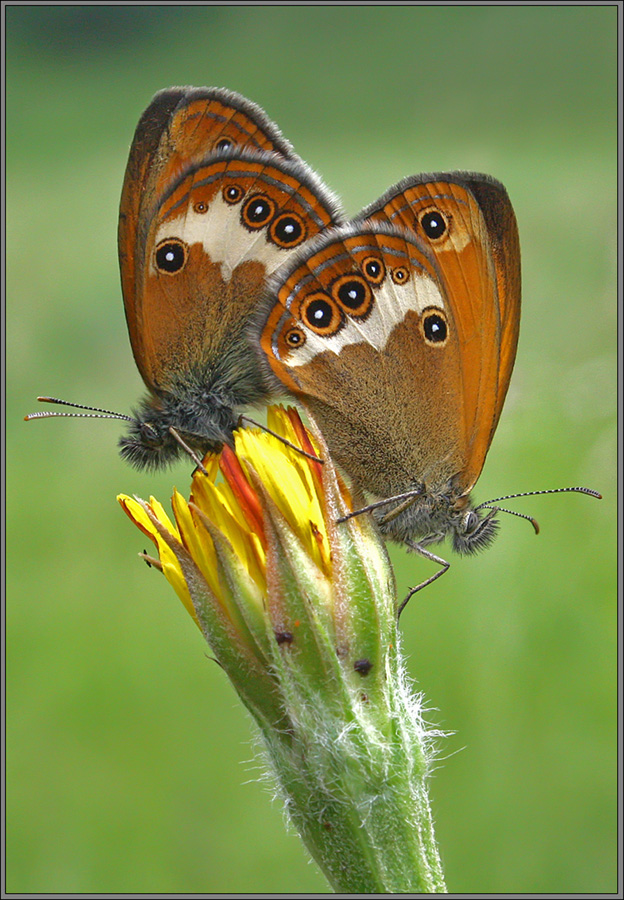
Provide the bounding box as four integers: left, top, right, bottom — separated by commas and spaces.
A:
355, 173, 521, 494
261, 223, 470, 501
118, 86, 297, 390
138, 152, 341, 393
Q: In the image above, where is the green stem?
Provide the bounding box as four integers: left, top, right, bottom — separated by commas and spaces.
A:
256, 654, 446, 894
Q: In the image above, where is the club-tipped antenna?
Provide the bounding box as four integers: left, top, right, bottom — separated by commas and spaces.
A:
24, 396, 134, 422
479, 505, 540, 534
476, 486, 602, 510
475, 486, 601, 536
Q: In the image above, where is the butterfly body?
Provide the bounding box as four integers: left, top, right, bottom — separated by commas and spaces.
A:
117, 87, 342, 469
260, 173, 521, 557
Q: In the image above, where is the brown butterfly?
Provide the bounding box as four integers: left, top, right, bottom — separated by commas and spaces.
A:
259, 173, 600, 610
27, 86, 343, 469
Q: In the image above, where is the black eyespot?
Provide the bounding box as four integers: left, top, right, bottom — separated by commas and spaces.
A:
338, 280, 365, 308
270, 213, 305, 248
419, 209, 448, 240
305, 298, 333, 329
216, 137, 233, 151
421, 309, 448, 345
285, 327, 305, 348
155, 239, 187, 274
331, 274, 373, 318
242, 193, 275, 229
391, 266, 409, 284
223, 184, 243, 204
300, 292, 342, 335
193, 201, 208, 214
362, 256, 385, 284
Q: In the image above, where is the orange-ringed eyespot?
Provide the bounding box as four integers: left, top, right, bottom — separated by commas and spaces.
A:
300, 292, 342, 335
155, 239, 188, 274
391, 266, 409, 284
421, 307, 448, 345
331, 274, 373, 318
223, 184, 243, 204
242, 193, 275, 229
361, 256, 385, 284
419, 208, 449, 240
270, 212, 306, 248
285, 326, 305, 348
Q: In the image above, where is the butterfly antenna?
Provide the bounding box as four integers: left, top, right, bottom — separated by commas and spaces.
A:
24, 396, 134, 422
476, 486, 602, 509
476, 486, 602, 535
478, 505, 541, 534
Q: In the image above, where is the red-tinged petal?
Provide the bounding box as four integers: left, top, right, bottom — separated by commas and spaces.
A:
285, 406, 324, 487
219, 444, 266, 544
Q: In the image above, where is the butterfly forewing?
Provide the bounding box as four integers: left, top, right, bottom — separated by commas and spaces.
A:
460, 175, 521, 437
119, 86, 298, 390
138, 151, 342, 395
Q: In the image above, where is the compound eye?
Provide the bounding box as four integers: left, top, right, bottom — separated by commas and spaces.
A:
155, 239, 188, 274
464, 510, 479, 533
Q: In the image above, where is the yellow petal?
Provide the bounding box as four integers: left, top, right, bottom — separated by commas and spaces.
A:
118, 494, 196, 623
234, 429, 330, 573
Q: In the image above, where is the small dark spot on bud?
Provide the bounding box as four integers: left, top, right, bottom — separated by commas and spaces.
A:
275, 630, 293, 645
354, 658, 373, 676
143, 551, 151, 568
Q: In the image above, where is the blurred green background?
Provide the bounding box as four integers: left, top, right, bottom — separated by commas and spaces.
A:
6, 6, 616, 894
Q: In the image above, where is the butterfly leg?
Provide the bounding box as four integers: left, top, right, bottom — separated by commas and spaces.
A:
238, 415, 324, 463
397, 540, 450, 619
167, 427, 209, 474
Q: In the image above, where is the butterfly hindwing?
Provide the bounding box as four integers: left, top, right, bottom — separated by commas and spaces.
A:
261, 222, 471, 500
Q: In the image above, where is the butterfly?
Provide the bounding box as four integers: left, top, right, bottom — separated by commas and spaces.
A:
259, 173, 600, 610
27, 86, 343, 469
25, 87, 600, 573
